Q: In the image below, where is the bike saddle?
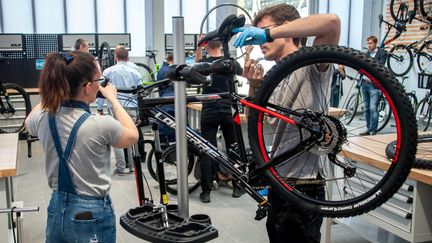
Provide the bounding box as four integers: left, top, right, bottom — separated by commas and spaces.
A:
197, 14, 246, 47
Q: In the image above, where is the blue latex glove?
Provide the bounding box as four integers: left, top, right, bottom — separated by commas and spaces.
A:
232, 26, 267, 48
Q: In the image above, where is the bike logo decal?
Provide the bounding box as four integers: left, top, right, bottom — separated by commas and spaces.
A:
155, 112, 220, 158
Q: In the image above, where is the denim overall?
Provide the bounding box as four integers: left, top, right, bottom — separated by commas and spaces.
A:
45, 100, 115, 243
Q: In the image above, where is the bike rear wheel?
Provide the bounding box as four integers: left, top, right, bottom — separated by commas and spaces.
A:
387, 45, 413, 77
247, 46, 417, 217
0, 83, 31, 133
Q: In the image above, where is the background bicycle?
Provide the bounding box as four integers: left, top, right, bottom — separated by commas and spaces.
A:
0, 81, 31, 133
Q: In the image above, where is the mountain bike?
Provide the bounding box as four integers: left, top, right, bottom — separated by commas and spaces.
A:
119, 14, 417, 225
0, 81, 31, 133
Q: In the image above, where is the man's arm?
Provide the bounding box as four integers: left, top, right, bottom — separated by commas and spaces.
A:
233, 14, 340, 47
377, 49, 388, 65
270, 14, 340, 46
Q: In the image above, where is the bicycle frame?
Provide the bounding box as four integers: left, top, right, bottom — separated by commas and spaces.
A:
131, 70, 318, 213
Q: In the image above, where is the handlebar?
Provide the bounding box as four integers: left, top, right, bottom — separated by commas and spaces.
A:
167, 58, 238, 85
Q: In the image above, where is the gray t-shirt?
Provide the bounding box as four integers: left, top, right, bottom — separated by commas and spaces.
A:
27, 107, 122, 197
270, 64, 333, 179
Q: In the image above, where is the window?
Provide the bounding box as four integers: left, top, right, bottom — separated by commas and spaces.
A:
164, 0, 180, 33
66, 0, 96, 33
2, 0, 33, 33
97, 0, 125, 33
35, 0, 65, 33
126, 0, 146, 56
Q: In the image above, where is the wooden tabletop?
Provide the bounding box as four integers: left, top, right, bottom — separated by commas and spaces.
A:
187, 102, 346, 121
0, 133, 19, 177
341, 133, 432, 186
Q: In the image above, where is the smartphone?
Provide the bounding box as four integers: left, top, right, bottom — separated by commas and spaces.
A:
74, 211, 93, 220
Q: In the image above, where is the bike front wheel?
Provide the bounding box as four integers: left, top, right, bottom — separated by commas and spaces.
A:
0, 83, 32, 133
147, 144, 201, 195
247, 45, 417, 217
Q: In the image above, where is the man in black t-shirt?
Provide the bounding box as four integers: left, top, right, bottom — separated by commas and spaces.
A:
195, 39, 244, 203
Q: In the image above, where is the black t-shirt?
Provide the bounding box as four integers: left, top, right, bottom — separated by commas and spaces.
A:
198, 56, 243, 115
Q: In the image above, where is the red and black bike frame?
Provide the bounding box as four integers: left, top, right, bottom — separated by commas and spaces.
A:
131, 76, 316, 208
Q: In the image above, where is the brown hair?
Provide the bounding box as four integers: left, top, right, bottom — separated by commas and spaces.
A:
166, 53, 174, 62
115, 45, 128, 61
206, 40, 222, 50
367, 35, 378, 43
39, 51, 98, 113
253, 3, 301, 46
74, 39, 87, 50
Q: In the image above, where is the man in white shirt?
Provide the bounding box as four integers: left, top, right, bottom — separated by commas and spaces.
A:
103, 45, 142, 174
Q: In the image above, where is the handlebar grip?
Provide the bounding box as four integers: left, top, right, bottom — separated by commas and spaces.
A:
167, 64, 211, 85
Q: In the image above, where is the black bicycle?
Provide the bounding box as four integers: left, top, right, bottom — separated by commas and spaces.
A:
0, 81, 31, 133
117, 14, 418, 221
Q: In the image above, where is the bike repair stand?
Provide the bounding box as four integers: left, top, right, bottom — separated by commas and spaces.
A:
119, 17, 218, 243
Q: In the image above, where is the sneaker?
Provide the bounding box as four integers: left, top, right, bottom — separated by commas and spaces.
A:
359, 131, 370, 136
199, 191, 211, 203
232, 187, 246, 198
112, 168, 131, 175
129, 167, 135, 173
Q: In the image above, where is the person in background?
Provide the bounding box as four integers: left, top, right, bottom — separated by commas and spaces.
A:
156, 53, 176, 143
330, 64, 345, 108
359, 36, 387, 136
233, 3, 340, 242
103, 45, 142, 175
195, 38, 245, 203
74, 38, 90, 52
25, 51, 138, 242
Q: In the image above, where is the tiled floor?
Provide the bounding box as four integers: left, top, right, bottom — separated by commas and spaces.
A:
0, 140, 373, 243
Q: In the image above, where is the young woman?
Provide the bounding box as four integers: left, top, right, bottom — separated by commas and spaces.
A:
25, 51, 138, 242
